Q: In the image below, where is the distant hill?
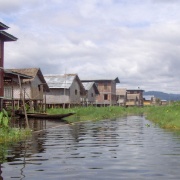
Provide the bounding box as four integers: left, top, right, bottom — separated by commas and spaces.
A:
144, 91, 180, 101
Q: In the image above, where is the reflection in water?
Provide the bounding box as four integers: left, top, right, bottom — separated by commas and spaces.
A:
1, 116, 180, 179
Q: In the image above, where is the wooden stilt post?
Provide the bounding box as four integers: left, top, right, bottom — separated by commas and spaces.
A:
18, 75, 29, 128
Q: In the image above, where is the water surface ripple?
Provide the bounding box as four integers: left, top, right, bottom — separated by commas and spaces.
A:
1, 116, 180, 179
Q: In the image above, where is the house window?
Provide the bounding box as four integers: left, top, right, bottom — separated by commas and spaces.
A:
75, 89, 78, 95
4, 87, 12, 98
91, 93, 93, 97
104, 83, 108, 90
104, 94, 108, 100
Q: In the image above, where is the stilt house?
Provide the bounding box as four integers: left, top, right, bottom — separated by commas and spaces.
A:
0, 22, 17, 110
116, 88, 127, 106
3, 70, 32, 113
81, 82, 99, 106
81, 77, 120, 106
44, 74, 86, 108
126, 89, 144, 106
5, 68, 49, 112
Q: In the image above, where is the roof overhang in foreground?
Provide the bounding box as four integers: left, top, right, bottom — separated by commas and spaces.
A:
0, 22, 9, 30
0, 31, 17, 41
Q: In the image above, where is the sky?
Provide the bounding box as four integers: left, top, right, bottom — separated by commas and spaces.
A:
1, 0, 180, 93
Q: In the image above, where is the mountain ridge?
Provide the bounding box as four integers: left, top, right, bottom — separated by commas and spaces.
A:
144, 91, 180, 101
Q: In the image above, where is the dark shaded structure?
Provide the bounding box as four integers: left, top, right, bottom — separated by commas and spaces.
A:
0, 22, 17, 110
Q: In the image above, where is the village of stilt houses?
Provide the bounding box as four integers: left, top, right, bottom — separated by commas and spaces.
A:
0, 22, 166, 119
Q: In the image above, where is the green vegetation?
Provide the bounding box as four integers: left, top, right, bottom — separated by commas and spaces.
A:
145, 102, 180, 129
0, 109, 31, 162
47, 103, 180, 130
0, 109, 31, 144
47, 106, 146, 123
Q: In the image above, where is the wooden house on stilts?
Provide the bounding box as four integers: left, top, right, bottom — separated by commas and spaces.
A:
0, 22, 17, 111
81, 82, 99, 106
44, 74, 86, 108
81, 77, 120, 106
5, 68, 49, 112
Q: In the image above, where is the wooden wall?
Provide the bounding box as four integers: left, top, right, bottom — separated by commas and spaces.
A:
0, 40, 4, 98
96, 80, 117, 105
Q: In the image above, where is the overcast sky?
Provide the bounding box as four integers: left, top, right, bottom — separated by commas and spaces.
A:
1, 0, 180, 93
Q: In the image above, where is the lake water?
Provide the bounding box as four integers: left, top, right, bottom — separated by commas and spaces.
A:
1, 116, 180, 179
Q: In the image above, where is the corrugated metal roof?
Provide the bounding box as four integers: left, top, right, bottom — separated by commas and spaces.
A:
44, 74, 76, 89
82, 82, 99, 94
82, 82, 94, 91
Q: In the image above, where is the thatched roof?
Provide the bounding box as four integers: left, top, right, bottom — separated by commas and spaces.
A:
8, 68, 49, 91
4, 69, 32, 79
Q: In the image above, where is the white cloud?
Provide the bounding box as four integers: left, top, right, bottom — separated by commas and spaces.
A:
1, 0, 180, 93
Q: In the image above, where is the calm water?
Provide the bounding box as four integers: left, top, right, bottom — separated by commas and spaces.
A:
1, 116, 180, 180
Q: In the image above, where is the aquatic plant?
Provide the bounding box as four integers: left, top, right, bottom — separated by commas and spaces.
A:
47, 106, 146, 122
0, 109, 32, 144
47, 104, 180, 130
146, 102, 180, 129
0, 109, 9, 128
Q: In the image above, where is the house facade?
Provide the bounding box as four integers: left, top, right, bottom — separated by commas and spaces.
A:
3, 70, 32, 113
0, 22, 17, 110
82, 77, 120, 106
116, 88, 127, 106
143, 95, 155, 106
126, 89, 144, 106
5, 68, 49, 111
44, 74, 86, 108
81, 82, 99, 106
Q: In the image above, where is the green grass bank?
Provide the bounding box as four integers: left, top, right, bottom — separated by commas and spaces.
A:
145, 102, 180, 129
47, 106, 146, 122
47, 103, 180, 130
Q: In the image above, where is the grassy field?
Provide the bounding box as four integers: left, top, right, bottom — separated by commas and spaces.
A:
47, 103, 180, 130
